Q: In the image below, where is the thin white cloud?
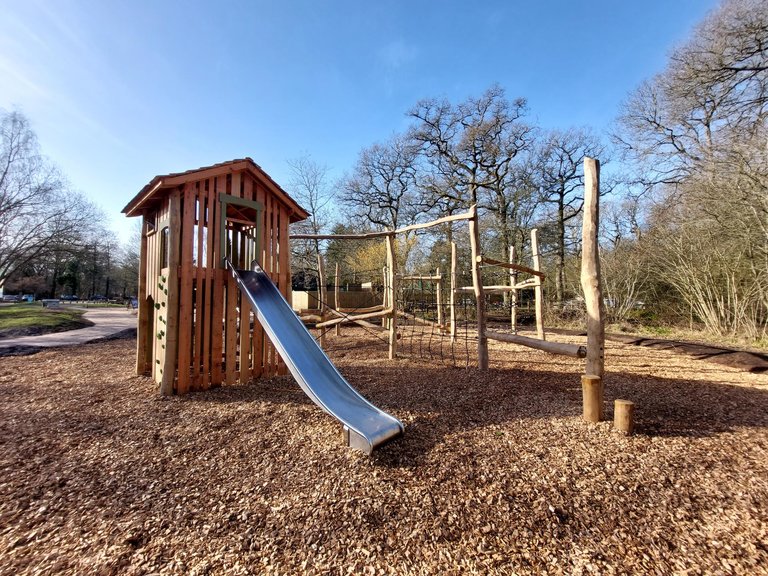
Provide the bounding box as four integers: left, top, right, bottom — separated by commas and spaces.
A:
378, 39, 418, 71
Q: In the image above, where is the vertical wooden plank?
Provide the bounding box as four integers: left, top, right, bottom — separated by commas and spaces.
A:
225, 223, 238, 385
531, 228, 545, 341
201, 179, 215, 389
581, 157, 605, 380
136, 216, 150, 375
210, 176, 225, 386
240, 174, 254, 383
177, 183, 196, 394
251, 177, 265, 379
261, 191, 272, 373
193, 183, 205, 390
266, 196, 277, 375
468, 204, 488, 370
276, 206, 290, 375
160, 189, 182, 396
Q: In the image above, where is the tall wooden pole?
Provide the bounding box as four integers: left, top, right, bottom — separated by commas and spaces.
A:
382, 265, 389, 328
436, 267, 443, 328
450, 242, 457, 342
531, 228, 545, 340
581, 157, 605, 379
468, 205, 488, 370
334, 262, 341, 336
317, 251, 327, 348
509, 244, 517, 334
386, 233, 398, 359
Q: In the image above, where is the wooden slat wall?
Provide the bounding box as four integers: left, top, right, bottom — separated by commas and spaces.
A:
149, 168, 296, 394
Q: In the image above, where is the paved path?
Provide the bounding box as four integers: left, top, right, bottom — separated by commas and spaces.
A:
0, 308, 137, 350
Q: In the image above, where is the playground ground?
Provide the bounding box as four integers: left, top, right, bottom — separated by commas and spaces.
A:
0, 330, 766, 575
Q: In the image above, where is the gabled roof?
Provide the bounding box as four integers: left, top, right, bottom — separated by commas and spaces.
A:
122, 158, 309, 223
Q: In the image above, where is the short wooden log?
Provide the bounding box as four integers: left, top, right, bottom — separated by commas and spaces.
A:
614, 399, 635, 435
581, 374, 603, 422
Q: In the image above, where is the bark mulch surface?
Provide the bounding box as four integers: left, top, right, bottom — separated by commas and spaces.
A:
1, 331, 766, 575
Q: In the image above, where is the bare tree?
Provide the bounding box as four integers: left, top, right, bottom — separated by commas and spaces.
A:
613, 0, 768, 336
286, 155, 334, 311
408, 84, 532, 211
0, 110, 99, 290
535, 128, 604, 305
340, 134, 421, 231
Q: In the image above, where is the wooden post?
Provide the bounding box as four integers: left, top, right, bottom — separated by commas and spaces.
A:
468, 205, 488, 370
160, 189, 182, 396
581, 374, 603, 422
317, 251, 326, 348
436, 267, 443, 328
614, 400, 635, 435
334, 262, 341, 336
135, 216, 150, 375
450, 242, 457, 342
386, 233, 398, 359
509, 244, 517, 334
381, 265, 388, 328
531, 228, 545, 341
581, 157, 605, 378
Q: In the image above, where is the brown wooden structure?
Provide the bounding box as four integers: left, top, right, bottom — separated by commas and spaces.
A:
122, 158, 309, 395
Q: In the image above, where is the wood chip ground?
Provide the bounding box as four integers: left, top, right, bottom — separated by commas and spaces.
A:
1, 330, 766, 575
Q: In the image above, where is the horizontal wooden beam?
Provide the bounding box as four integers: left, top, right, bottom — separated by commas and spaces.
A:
400, 274, 441, 281
292, 207, 476, 241
480, 257, 545, 279
316, 307, 393, 329
337, 305, 384, 314
397, 311, 451, 333
323, 308, 387, 331
486, 330, 587, 358
457, 285, 516, 293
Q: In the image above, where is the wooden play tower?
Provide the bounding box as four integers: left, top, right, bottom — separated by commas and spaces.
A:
122, 158, 309, 395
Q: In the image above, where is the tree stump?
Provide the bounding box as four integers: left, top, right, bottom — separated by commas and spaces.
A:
581, 374, 603, 422
614, 399, 635, 435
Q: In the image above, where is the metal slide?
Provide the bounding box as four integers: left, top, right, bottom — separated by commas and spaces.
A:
226, 261, 403, 453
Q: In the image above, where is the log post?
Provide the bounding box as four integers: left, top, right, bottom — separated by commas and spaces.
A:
581, 157, 605, 378
581, 374, 603, 422
381, 265, 388, 328
450, 241, 457, 342
317, 251, 327, 348
386, 233, 398, 359
614, 399, 635, 435
468, 205, 488, 370
531, 228, 545, 340
436, 267, 443, 328
334, 262, 341, 336
509, 244, 517, 334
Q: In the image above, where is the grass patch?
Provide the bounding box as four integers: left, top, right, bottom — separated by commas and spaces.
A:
0, 304, 93, 338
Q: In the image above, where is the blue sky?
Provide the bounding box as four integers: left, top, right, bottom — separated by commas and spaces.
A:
1, 0, 719, 242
